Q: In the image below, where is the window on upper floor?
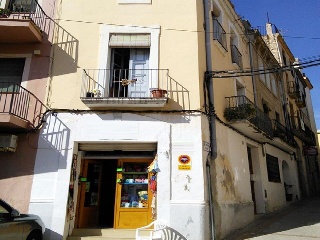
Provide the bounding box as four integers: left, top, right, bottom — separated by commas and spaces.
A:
212, 5, 227, 51
275, 111, 280, 122
262, 99, 271, 116
8, 0, 36, 12
266, 154, 281, 183
282, 51, 287, 66
109, 46, 150, 98
0, 58, 26, 92
236, 80, 245, 97
258, 57, 266, 84
88, 27, 162, 101
230, 33, 242, 68
271, 76, 277, 96
265, 71, 271, 89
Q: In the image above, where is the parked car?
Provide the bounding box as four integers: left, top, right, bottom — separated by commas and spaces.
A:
0, 198, 45, 240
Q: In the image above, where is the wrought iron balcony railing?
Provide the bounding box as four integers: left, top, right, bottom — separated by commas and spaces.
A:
213, 19, 227, 51
81, 69, 170, 99
231, 45, 243, 69
287, 81, 300, 99
291, 110, 316, 145
0, 82, 47, 130
295, 93, 306, 108
224, 95, 273, 138
1, 0, 52, 38
272, 120, 296, 147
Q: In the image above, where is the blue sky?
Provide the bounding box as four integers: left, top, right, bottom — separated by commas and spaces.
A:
231, 0, 320, 130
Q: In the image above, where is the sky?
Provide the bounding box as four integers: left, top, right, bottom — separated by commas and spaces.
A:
231, 0, 320, 130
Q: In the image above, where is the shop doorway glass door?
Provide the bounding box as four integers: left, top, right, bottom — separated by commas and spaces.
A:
114, 159, 153, 229
77, 160, 103, 228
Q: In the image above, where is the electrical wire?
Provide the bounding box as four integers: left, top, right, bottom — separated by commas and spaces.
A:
208, 58, 320, 78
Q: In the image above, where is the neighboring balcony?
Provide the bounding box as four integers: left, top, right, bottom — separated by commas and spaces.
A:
0, 0, 50, 43
213, 19, 227, 51
291, 110, 316, 146
272, 120, 296, 152
231, 45, 243, 69
295, 93, 306, 108
0, 83, 46, 132
224, 95, 273, 141
287, 81, 300, 99
81, 69, 170, 108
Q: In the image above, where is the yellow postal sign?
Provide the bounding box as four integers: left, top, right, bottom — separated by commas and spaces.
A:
178, 155, 191, 170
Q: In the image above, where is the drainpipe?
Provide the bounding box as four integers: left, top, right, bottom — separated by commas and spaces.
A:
247, 33, 257, 105
203, 0, 217, 239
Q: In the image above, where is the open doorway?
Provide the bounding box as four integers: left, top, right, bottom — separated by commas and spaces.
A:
110, 48, 150, 98
76, 159, 117, 228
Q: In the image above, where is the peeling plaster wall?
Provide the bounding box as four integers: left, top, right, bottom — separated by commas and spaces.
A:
213, 121, 300, 239
213, 122, 255, 239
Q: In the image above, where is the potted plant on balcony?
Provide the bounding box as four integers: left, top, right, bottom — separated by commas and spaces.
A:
0, 8, 10, 18
150, 88, 167, 98
86, 89, 101, 98
224, 103, 255, 121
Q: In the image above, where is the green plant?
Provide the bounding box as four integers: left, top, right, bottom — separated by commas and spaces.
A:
0, 8, 10, 17
224, 103, 255, 121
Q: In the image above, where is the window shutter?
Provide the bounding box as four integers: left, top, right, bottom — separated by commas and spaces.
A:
109, 34, 151, 47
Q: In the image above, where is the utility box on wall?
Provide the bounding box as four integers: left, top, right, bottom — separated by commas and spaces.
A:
0, 135, 18, 152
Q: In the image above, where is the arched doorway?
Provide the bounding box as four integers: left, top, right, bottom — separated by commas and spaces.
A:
282, 160, 293, 201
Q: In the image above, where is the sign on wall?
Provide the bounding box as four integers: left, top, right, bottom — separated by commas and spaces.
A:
178, 155, 191, 170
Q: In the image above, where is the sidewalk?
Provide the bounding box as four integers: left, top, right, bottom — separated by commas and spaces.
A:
224, 196, 320, 240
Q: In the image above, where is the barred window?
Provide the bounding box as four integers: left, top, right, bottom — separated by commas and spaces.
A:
266, 154, 281, 182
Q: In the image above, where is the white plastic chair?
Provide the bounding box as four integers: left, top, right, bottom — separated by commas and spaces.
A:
135, 219, 167, 240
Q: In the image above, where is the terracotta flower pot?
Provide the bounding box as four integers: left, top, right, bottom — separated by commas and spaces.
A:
151, 89, 167, 98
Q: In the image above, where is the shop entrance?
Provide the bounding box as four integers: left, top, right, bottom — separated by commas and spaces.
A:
114, 159, 153, 228
76, 159, 117, 228
76, 158, 153, 229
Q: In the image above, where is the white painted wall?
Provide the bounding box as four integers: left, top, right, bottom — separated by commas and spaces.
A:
29, 112, 210, 240
263, 144, 300, 211
213, 121, 300, 239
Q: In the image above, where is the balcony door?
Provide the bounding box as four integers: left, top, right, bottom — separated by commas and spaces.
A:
128, 49, 149, 97
110, 48, 149, 98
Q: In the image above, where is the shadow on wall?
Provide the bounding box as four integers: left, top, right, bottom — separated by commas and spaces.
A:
160, 226, 188, 240
51, 21, 79, 76
44, 228, 63, 240
35, 113, 71, 173
167, 76, 190, 111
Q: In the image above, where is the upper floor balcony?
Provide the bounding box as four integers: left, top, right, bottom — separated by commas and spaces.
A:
272, 119, 296, 152
0, 82, 46, 132
287, 81, 300, 99
213, 19, 227, 51
81, 69, 170, 108
224, 95, 273, 141
0, 0, 51, 43
295, 93, 306, 108
292, 110, 316, 146
231, 45, 243, 69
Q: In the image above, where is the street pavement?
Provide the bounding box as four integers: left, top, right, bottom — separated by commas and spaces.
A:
224, 196, 320, 240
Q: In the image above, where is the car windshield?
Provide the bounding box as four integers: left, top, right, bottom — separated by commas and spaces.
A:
0, 205, 9, 214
